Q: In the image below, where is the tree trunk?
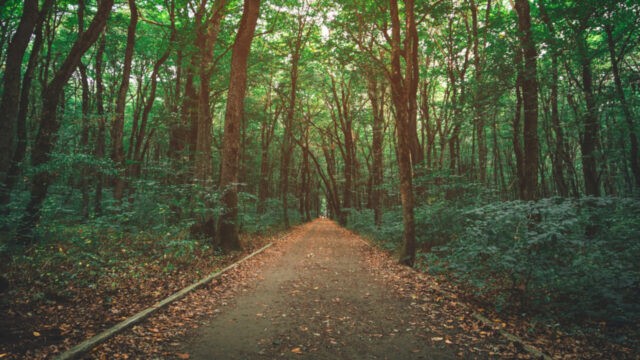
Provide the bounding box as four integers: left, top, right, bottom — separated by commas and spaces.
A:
79, 62, 91, 219
194, 0, 225, 184
0, 0, 52, 208
0, 0, 39, 192
257, 81, 278, 213
112, 0, 138, 202
94, 31, 106, 216
605, 24, 640, 189
17, 0, 115, 243
538, 0, 569, 197
515, 0, 539, 201
218, 0, 260, 252
513, 52, 525, 199
366, 71, 385, 227
281, 16, 307, 229
578, 33, 600, 196
388, 0, 418, 266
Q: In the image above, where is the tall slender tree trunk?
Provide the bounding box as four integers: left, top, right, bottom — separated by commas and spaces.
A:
257, 81, 278, 213
605, 24, 640, 189
578, 33, 600, 196
513, 52, 525, 199
470, 0, 488, 183
538, 1, 569, 197
1, 0, 52, 208
78, 1, 90, 219
515, 0, 539, 201
112, 0, 138, 202
194, 0, 225, 184
94, 32, 106, 216
0, 0, 39, 194
388, 0, 418, 266
281, 17, 306, 229
366, 72, 385, 227
218, 0, 260, 252
79, 63, 91, 219
17, 0, 115, 243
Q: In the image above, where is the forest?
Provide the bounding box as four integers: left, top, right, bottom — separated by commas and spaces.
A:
0, 0, 639, 358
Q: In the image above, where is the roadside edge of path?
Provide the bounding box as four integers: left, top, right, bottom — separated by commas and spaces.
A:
340, 223, 552, 360
55, 243, 274, 360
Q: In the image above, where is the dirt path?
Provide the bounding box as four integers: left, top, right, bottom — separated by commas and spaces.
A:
182, 219, 455, 359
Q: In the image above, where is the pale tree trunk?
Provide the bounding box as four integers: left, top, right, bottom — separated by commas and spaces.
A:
218, 0, 260, 252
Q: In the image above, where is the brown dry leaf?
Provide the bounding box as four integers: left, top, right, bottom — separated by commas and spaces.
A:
176, 353, 190, 359
291, 347, 303, 354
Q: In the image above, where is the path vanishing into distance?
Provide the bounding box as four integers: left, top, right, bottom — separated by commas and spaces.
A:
182, 219, 456, 359
88, 219, 549, 359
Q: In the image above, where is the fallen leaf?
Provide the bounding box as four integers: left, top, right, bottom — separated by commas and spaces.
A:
291, 347, 302, 354
176, 353, 190, 359
431, 337, 444, 341
33, 331, 41, 337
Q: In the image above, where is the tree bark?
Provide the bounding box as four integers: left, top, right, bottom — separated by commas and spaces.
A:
0, 0, 39, 192
470, 0, 491, 183
515, 0, 539, 201
94, 32, 106, 216
578, 33, 600, 196
218, 0, 260, 252
194, 0, 225, 184
388, 0, 418, 266
366, 71, 385, 227
257, 80, 279, 213
112, 0, 138, 202
538, 1, 569, 197
513, 52, 525, 199
605, 24, 640, 189
0, 0, 52, 208
17, 0, 115, 243
281, 15, 307, 229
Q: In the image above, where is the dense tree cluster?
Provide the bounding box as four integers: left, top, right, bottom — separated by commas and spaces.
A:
0, 0, 639, 267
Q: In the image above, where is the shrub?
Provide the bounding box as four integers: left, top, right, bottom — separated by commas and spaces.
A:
426, 197, 640, 324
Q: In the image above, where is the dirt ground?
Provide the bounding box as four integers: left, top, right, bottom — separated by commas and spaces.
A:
182, 218, 456, 359
4, 218, 636, 359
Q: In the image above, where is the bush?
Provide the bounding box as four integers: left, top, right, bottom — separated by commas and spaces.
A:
426, 197, 640, 324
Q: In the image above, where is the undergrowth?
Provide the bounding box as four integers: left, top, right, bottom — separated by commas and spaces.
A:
346, 195, 640, 329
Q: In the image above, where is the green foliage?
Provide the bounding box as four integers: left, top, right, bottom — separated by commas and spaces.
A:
347, 208, 403, 250
426, 197, 640, 324
239, 195, 302, 234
